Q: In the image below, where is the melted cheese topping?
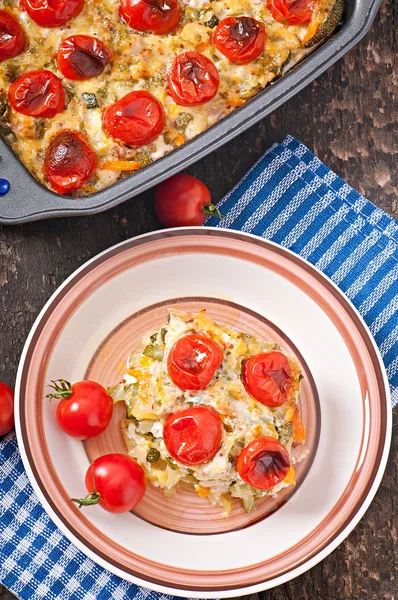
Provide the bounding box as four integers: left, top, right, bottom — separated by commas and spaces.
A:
109, 310, 307, 516
0, 0, 337, 195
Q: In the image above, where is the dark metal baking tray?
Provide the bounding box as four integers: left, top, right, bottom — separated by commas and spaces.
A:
0, 0, 382, 224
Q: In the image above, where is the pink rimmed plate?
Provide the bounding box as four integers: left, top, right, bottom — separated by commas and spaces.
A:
15, 228, 391, 598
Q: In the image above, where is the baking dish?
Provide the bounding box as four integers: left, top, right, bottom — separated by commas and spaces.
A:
0, 0, 382, 225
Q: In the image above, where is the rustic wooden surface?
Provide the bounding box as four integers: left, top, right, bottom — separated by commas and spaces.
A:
0, 0, 396, 598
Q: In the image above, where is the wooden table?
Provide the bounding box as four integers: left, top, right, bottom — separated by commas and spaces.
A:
1, 1, 396, 598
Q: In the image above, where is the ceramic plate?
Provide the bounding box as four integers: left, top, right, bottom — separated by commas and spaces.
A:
15, 228, 391, 598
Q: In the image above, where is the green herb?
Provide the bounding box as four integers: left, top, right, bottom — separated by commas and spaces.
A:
0, 123, 17, 143
5, 62, 20, 83
163, 131, 171, 144
298, 374, 304, 381
143, 343, 164, 361
97, 87, 108, 97
165, 457, 178, 470
205, 14, 219, 28
135, 151, 153, 168
160, 327, 167, 343
147, 448, 161, 463
82, 93, 99, 109
176, 112, 193, 132
119, 64, 129, 71
0, 94, 8, 119
277, 422, 293, 446
150, 333, 158, 343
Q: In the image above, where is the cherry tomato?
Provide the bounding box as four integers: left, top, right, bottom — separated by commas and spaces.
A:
72, 454, 146, 513
120, 0, 180, 34
236, 436, 290, 490
155, 174, 221, 227
267, 0, 315, 25
102, 90, 165, 147
46, 379, 113, 439
0, 10, 25, 62
20, 0, 84, 28
44, 130, 98, 194
57, 35, 112, 80
164, 406, 223, 466
213, 17, 266, 65
168, 333, 223, 391
0, 382, 14, 436
8, 70, 65, 118
167, 51, 219, 106
242, 351, 292, 407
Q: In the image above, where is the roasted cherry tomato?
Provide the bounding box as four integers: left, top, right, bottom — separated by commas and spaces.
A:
267, 0, 315, 25
8, 70, 65, 118
242, 351, 292, 407
0, 382, 14, 436
168, 333, 223, 391
167, 51, 219, 106
57, 35, 112, 80
120, 0, 180, 34
213, 17, 266, 65
236, 436, 290, 490
72, 454, 146, 513
46, 379, 113, 439
164, 406, 223, 466
20, 0, 84, 28
103, 90, 165, 146
155, 174, 221, 227
0, 10, 25, 62
44, 130, 98, 194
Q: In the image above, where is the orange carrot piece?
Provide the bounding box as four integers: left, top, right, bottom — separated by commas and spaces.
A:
293, 409, 306, 443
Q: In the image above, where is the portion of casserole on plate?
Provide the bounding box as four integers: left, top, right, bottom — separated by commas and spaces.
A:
109, 310, 308, 516
0, 0, 343, 196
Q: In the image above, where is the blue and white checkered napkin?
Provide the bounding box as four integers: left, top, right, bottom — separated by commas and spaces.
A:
1, 135, 397, 600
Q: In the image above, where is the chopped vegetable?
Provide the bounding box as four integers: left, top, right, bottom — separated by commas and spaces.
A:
82, 93, 99, 109
134, 151, 153, 167
142, 343, 164, 361
205, 14, 219, 28
100, 160, 140, 171
147, 448, 161, 463
176, 112, 193, 132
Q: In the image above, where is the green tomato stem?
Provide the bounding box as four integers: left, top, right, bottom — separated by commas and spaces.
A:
45, 379, 73, 400
201, 203, 222, 220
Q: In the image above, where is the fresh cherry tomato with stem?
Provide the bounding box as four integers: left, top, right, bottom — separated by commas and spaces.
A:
20, 0, 84, 28
164, 406, 223, 466
0, 382, 14, 436
57, 35, 112, 80
120, 0, 180, 34
46, 379, 112, 439
8, 70, 65, 118
71, 453, 146, 513
267, 0, 315, 25
102, 90, 165, 147
168, 333, 223, 391
213, 17, 266, 65
167, 51, 219, 106
242, 351, 292, 407
155, 174, 221, 227
236, 436, 291, 490
44, 130, 98, 194
0, 10, 25, 62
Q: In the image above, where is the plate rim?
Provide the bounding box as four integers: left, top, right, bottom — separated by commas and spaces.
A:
14, 227, 392, 598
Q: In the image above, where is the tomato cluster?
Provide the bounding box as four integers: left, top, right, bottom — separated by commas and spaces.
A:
1, 0, 315, 194
163, 333, 296, 489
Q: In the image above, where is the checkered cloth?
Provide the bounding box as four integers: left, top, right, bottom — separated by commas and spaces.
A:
1, 136, 397, 600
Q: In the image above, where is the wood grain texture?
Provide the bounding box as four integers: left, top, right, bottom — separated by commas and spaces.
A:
0, 0, 396, 598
